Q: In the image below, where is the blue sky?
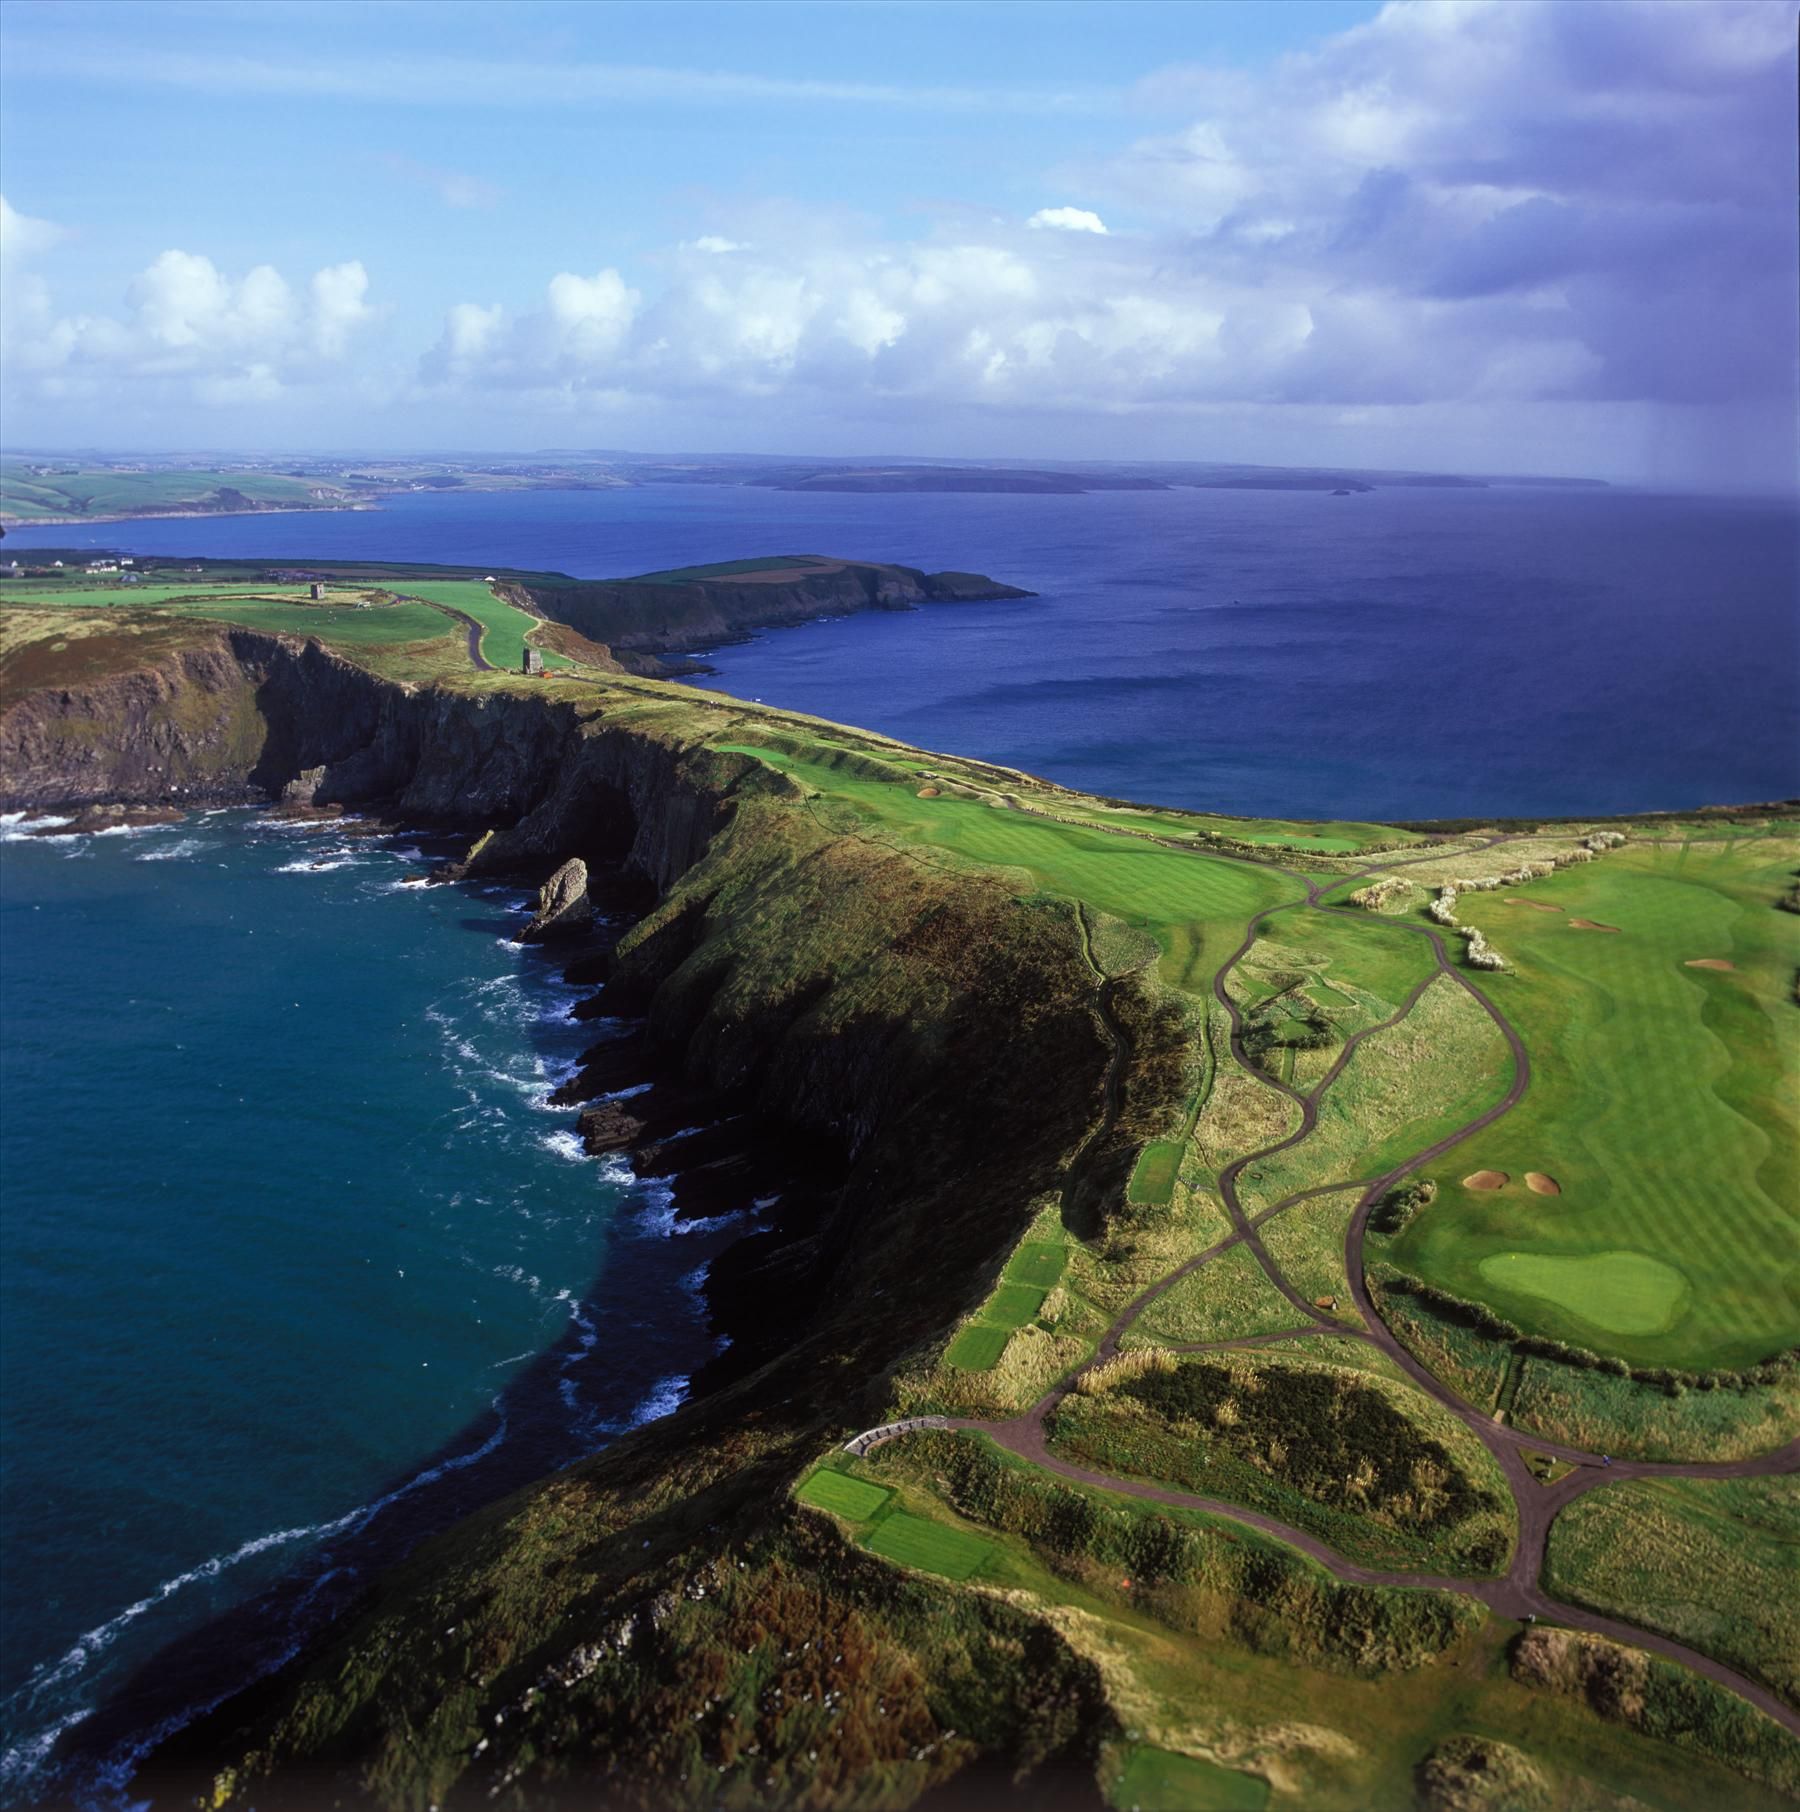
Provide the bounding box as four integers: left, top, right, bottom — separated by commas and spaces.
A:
1, 1, 1793, 485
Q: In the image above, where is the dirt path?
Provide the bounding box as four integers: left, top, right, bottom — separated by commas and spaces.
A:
854, 817, 1799, 1735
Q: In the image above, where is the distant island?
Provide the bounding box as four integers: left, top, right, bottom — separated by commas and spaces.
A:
0, 451, 1610, 527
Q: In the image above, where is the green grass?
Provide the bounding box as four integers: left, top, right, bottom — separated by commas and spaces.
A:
1394, 843, 1800, 1367
395, 579, 571, 672
1127, 1141, 1184, 1206
794, 1467, 892, 1522
168, 597, 456, 646
1543, 1475, 1799, 1706
945, 1323, 1012, 1370
862, 1510, 992, 1580
634, 555, 838, 583
0, 581, 299, 609
1112, 1745, 1269, 1811
1477, 1251, 1688, 1336
1005, 1242, 1068, 1289
710, 741, 1302, 997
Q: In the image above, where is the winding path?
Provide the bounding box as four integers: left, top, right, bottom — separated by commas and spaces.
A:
855, 821, 1800, 1736
402, 592, 495, 671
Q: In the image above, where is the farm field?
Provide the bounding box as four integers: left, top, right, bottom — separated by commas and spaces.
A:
1390, 842, 1800, 1368
0, 464, 344, 521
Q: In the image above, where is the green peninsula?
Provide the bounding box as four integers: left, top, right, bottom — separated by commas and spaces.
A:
1, 560, 1795, 1812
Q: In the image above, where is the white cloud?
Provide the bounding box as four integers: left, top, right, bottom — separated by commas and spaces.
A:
687, 236, 747, 255
3, 241, 379, 405
1027, 206, 1109, 235
0, 194, 70, 264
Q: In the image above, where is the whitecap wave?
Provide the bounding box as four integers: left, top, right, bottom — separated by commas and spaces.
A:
276, 853, 360, 874
0, 812, 73, 841
135, 838, 209, 862
538, 1131, 588, 1164
0, 1408, 511, 1797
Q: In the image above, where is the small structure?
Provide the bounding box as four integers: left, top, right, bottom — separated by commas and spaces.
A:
522, 647, 545, 676
309, 581, 325, 601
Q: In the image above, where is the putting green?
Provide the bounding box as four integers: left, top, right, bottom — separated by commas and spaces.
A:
1477, 1250, 1689, 1336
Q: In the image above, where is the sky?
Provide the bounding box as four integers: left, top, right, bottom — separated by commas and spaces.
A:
0, 0, 1794, 486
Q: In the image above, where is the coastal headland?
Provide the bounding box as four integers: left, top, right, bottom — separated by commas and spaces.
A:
1, 563, 1795, 1812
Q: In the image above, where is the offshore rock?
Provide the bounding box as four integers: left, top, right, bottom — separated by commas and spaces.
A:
280, 765, 326, 805
576, 1101, 645, 1155
518, 856, 592, 942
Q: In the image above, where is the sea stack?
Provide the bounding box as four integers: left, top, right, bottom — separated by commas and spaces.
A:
517, 856, 593, 941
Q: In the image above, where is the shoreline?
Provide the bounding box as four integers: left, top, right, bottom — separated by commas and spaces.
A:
0, 806, 842, 1806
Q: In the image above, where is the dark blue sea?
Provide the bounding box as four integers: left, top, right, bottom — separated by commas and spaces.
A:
1, 481, 1795, 1799
0, 818, 738, 1801
8, 481, 1796, 819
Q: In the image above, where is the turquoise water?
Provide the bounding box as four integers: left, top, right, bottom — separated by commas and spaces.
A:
0, 814, 732, 1801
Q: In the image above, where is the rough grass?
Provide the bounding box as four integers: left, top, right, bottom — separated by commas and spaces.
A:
1543, 1475, 1799, 1706
1258, 1188, 1362, 1316
1507, 1356, 1800, 1463
1240, 975, 1512, 1216
1047, 1350, 1515, 1574
1126, 1241, 1302, 1346
1397, 844, 1800, 1368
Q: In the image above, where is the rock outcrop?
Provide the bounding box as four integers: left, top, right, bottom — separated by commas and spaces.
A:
516, 855, 592, 941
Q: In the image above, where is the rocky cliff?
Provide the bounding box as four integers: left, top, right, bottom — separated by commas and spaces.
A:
3, 628, 1184, 1810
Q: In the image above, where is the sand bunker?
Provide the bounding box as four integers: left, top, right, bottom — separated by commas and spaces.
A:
916, 786, 941, 798
1524, 1172, 1561, 1196
1505, 898, 1562, 912
1684, 958, 1736, 971
1568, 918, 1620, 932
1463, 1170, 1509, 1191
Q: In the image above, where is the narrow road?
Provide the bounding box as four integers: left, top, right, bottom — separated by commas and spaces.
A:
850, 813, 1799, 1736
401, 592, 495, 671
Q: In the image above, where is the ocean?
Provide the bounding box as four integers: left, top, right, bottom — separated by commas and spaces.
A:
1, 478, 1794, 1798
7, 480, 1796, 819
0, 815, 736, 1802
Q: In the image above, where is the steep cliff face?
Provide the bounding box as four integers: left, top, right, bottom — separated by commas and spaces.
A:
5, 633, 1174, 1809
